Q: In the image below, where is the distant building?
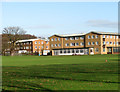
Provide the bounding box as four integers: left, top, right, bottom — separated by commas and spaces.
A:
49, 31, 120, 56
15, 38, 50, 55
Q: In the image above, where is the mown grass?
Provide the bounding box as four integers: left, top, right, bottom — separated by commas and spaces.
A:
2, 54, 119, 91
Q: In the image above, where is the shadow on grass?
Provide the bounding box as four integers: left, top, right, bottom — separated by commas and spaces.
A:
2, 63, 118, 91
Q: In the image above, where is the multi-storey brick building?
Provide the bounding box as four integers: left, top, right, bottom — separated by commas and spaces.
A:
15, 38, 50, 55
49, 31, 120, 56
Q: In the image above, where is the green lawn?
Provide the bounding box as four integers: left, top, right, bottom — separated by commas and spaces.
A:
2, 54, 119, 91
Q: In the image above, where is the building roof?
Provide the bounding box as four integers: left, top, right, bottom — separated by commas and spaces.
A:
16, 38, 49, 43
54, 33, 86, 37
90, 31, 120, 35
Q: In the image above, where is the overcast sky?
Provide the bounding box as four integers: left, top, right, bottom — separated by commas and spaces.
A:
2, 2, 118, 37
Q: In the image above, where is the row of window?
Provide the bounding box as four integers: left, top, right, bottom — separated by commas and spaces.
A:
103, 41, 120, 45
88, 42, 98, 45
51, 42, 84, 47
51, 37, 84, 41
88, 35, 98, 39
35, 46, 48, 49
16, 42, 32, 45
102, 35, 119, 39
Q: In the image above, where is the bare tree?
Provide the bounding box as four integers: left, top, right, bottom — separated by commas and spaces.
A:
2, 26, 26, 56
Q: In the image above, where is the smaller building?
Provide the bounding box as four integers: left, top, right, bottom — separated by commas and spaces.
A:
15, 38, 50, 55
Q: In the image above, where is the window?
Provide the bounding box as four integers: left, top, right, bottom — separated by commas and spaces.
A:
103, 41, 105, 45
106, 42, 109, 45
92, 42, 95, 45
39, 42, 40, 44
106, 35, 109, 38
55, 38, 57, 41
70, 43, 75, 46
68, 50, 70, 53
35, 46, 37, 49
26, 46, 29, 49
65, 43, 69, 46
76, 49, 79, 53
24, 43, 26, 45
75, 37, 79, 40
46, 41, 48, 44
51, 38, 54, 41
39, 46, 40, 49
88, 42, 91, 45
58, 44, 61, 47
72, 49, 75, 53
80, 36, 84, 39
102, 35, 105, 38
80, 49, 83, 53
103, 48, 105, 52
41, 46, 43, 49
116, 36, 118, 39
81, 42, 84, 46
65, 38, 69, 40
58, 38, 60, 41
75, 43, 79, 46
110, 35, 112, 38
116, 42, 118, 45
113, 42, 115, 45
46, 46, 48, 49
60, 50, 62, 53
88, 36, 90, 39
95, 48, 99, 52
119, 42, 120, 45
51, 44, 53, 47
96, 35, 98, 38
92, 35, 95, 39
114, 36, 115, 39
70, 37, 74, 40
55, 44, 57, 47
64, 50, 66, 53
96, 42, 98, 45
35, 42, 37, 44
41, 42, 43, 44
110, 42, 112, 45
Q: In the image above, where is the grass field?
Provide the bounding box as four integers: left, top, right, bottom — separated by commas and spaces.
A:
2, 54, 119, 91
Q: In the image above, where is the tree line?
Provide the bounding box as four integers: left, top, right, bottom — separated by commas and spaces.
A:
1, 26, 37, 56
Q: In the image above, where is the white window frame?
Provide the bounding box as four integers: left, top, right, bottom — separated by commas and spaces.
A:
51, 44, 53, 47
96, 42, 98, 45
75, 43, 79, 46
88, 36, 90, 39
65, 43, 69, 46
88, 42, 91, 45
65, 38, 69, 40
55, 44, 57, 47
106, 35, 109, 38
58, 38, 60, 41
80, 36, 84, 39
96, 35, 98, 38
75, 37, 79, 40
35, 46, 37, 49
70, 37, 74, 40
110, 35, 112, 38
92, 35, 94, 39
106, 42, 109, 45
55, 38, 57, 41
92, 42, 95, 45
35, 41, 37, 44
58, 44, 61, 47
51, 38, 54, 41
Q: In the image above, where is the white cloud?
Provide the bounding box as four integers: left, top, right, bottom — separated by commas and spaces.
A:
86, 20, 118, 29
